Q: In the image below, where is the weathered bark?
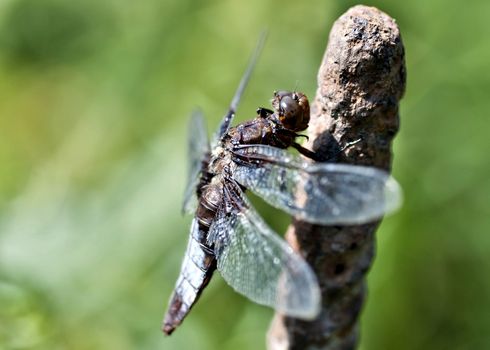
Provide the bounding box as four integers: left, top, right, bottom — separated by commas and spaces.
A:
267, 5, 406, 350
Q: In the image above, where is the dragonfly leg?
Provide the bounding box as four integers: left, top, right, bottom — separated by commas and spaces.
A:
257, 107, 274, 118
292, 142, 323, 161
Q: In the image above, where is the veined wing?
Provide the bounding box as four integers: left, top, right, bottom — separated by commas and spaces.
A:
231, 145, 402, 225
182, 109, 209, 214
212, 31, 267, 147
207, 181, 320, 319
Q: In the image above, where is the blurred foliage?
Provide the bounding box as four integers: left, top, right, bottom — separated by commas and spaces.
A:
0, 0, 116, 65
0, 0, 489, 349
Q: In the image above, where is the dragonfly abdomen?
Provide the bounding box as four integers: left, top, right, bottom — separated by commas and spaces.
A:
196, 184, 222, 228
162, 220, 216, 335
163, 183, 223, 335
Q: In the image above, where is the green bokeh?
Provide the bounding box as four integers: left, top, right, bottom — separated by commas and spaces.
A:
1, 0, 489, 349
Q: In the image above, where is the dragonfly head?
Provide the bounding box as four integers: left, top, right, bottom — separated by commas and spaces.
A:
271, 91, 310, 132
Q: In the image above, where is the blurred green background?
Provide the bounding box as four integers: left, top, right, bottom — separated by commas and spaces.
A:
1, 0, 489, 349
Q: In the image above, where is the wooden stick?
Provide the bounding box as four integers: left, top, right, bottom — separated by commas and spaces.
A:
267, 5, 406, 350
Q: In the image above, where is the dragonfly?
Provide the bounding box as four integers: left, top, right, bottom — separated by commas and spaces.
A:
162, 35, 401, 335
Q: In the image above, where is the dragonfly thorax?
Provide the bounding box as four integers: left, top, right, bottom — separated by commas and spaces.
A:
209, 145, 234, 176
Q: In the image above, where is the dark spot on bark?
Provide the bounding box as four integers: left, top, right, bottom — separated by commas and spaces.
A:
334, 263, 345, 275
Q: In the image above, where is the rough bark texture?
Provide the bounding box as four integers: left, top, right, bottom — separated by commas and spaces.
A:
267, 6, 405, 350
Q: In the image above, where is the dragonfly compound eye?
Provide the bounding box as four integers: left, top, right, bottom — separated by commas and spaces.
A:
272, 91, 310, 132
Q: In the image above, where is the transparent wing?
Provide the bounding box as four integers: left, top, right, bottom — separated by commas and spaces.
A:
182, 109, 209, 214
231, 145, 402, 225
211, 31, 266, 147
207, 182, 320, 319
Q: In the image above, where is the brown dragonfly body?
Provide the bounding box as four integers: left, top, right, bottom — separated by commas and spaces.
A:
163, 91, 311, 335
